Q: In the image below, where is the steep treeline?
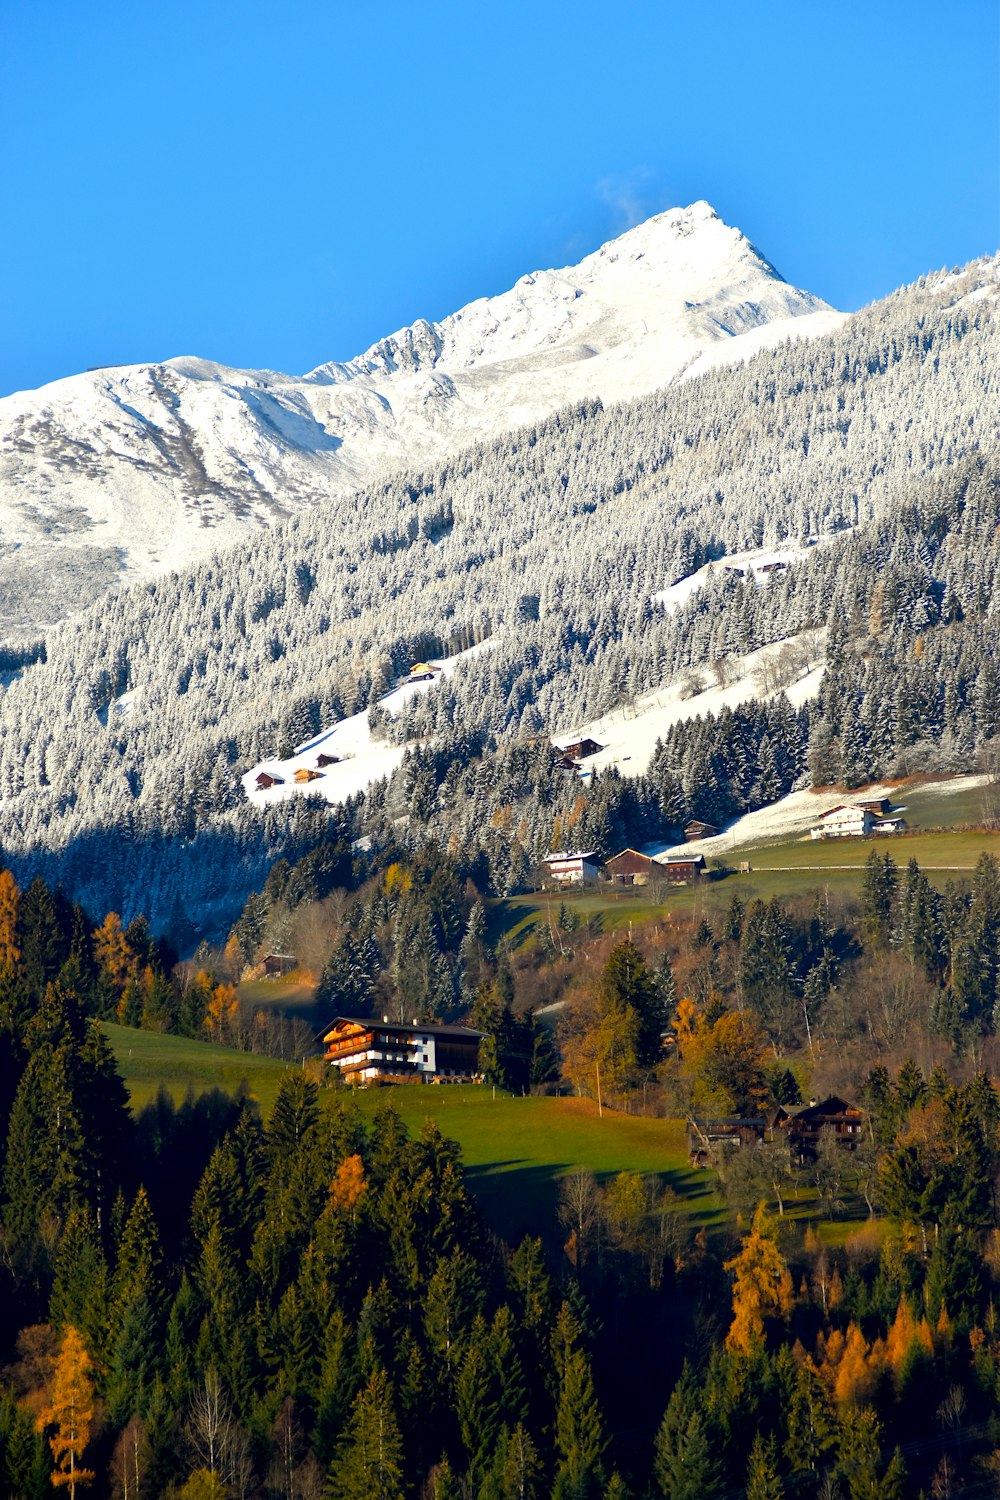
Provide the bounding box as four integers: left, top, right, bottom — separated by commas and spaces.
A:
0, 260, 995, 934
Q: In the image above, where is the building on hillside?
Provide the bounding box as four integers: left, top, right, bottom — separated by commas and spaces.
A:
557, 737, 604, 761
872, 816, 907, 835
684, 820, 719, 841
773, 1095, 864, 1158
294, 767, 322, 783
321, 1016, 484, 1085
316, 752, 340, 768
857, 798, 892, 816
603, 849, 706, 886
541, 851, 600, 887
810, 805, 873, 839
408, 662, 438, 683
261, 953, 296, 977
603, 848, 658, 885
688, 1117, 767, 1168
255, 771, 284, 790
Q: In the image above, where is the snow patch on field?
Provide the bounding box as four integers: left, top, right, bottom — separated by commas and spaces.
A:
242, 642, 491, 810
654, 533, 851, 611
555, 631, 826, 780
651, 772, 997, 859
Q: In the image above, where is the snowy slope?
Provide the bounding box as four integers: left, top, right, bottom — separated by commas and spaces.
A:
554, 631, 826, 781
652, 534, 851, 610
242, 643, 492, 809
0, 202, 843, 632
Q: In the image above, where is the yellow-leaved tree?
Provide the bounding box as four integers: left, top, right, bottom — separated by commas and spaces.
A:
92, 912, 134, 995
331, 1153, 367, 1221
0, 867, 22, 974
36, 1324, 96, 1498
724, 1203, 794, 1354
205, 983, 239, 1044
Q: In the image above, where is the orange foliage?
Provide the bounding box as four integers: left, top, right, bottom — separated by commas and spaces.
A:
205, 983, 239, 1043
36, 1324, 96, 1496
330, 1154, 366, 1219
92, 912, 134, 994
724, 1204, 794, 1355
0, 868, 21, 975
818, 1319, 884, 1407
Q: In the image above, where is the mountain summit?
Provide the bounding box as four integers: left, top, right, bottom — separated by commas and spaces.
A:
0, 203, 842, 633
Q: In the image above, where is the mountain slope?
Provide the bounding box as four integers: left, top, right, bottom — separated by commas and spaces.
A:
0, 203, 840, 632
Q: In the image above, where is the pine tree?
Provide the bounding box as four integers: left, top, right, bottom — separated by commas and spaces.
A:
653, 1372, 724, 1500
327, 1368, 405, 1500
746, 1433, 784, 1500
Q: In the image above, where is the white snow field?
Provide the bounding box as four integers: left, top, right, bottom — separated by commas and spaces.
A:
652, 537, 850, 611
242, 643, 492, 809
645, 773, 997, 862
553, 631, 826, 782
0, 203, 844, 628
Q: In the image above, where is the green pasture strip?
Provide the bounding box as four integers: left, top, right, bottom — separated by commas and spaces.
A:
105, 1022, 293, 1115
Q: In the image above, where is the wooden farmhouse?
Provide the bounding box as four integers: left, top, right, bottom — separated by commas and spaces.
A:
857, 797, 891, 816
321, 1015, 484, 1085
557, 737, 604, 762
603, 849, 705, 886
294, 767, 322, 784
255, 771, 284, 790
688, 1117, 767, 1168
773, 1096, 865, 1158
541, 851, 600, 888
684, 819, 719, 842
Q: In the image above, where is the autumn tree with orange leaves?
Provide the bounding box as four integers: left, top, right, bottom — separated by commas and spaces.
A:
36, 1324, 96, 1498
0, 868, 22, 975
724, 1204, 793, 1354
331, 1153, 366, 1221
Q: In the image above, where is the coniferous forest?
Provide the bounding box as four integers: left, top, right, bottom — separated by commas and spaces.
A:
0, 245, 999, 1497
5, 828, 1000, 1495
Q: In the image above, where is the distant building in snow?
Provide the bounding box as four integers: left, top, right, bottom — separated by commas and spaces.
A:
541, 851, 600, 887
316, 752, 340, 768
407, 661, 438, 683
684, 820, 719, 841
294, 767, 322, 784
255, 771, 283, 790
556, 737, 604, 762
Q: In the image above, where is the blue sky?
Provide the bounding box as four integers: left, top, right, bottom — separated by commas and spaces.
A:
2, 0, 997, 396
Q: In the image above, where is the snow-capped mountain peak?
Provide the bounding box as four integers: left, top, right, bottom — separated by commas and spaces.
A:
0, 203, 846, 634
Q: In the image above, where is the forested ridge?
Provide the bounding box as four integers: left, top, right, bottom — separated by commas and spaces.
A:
0, 258, 995, 937
9, 844, 1000, 1497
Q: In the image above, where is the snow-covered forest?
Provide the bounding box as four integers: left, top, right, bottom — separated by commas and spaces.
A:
0, 256, 997, 939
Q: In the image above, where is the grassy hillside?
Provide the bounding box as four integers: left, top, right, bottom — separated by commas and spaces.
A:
106, 1022, 720, 1236
105, 1023, 293, 1115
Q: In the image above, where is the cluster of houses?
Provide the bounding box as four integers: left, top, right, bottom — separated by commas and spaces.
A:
541, 828, 719, 890
320, 1015, 483, 1086
255, 754, 340, 792
687, 1095, 865, 1167
809, 798, 906, 840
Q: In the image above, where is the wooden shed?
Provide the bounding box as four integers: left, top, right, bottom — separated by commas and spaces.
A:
684, 820, 719, 841
316, 752, 340, 768
256, 771, 284, 790
294, 767, 322, 784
